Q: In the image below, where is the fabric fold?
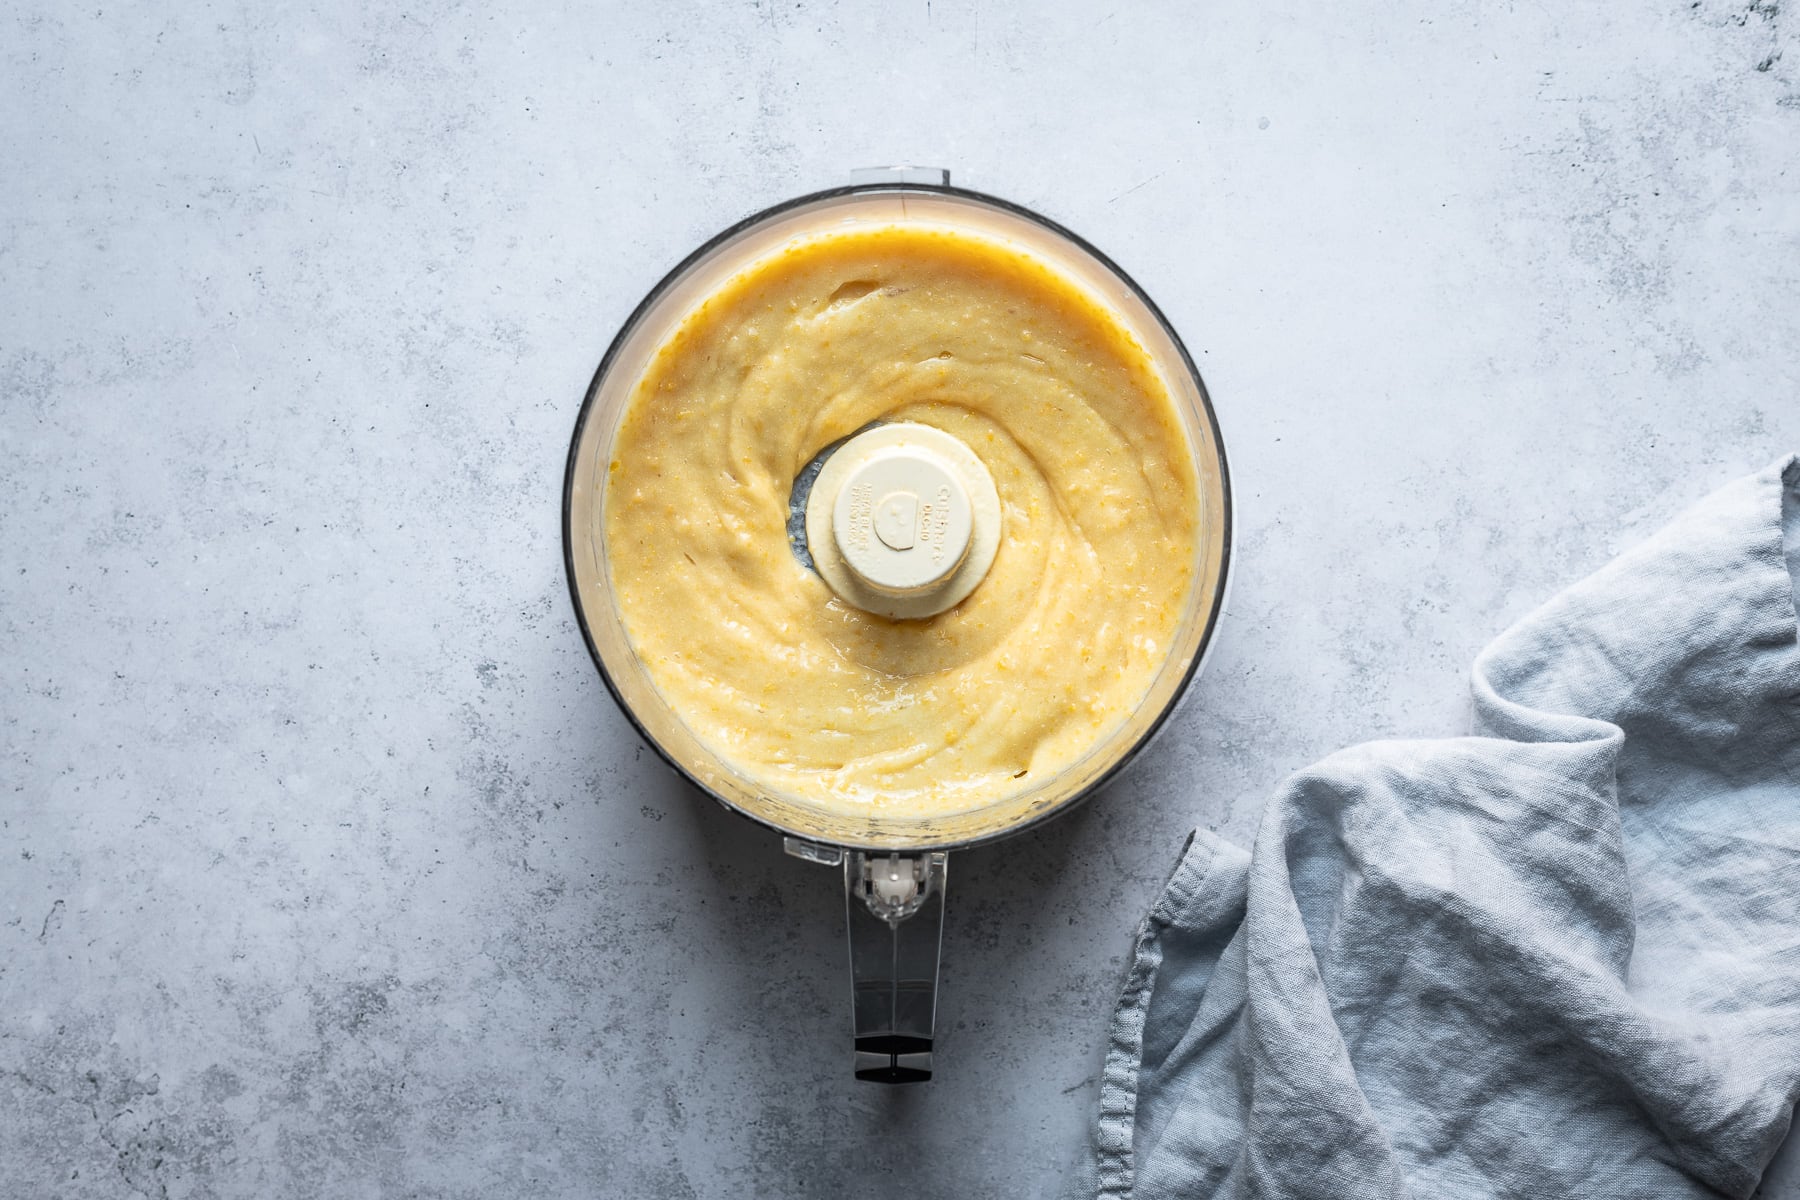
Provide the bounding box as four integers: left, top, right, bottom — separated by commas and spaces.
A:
1072, 456, 1800, 1199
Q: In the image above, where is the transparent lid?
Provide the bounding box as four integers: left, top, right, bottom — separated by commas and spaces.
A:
563, 182, 1231, 851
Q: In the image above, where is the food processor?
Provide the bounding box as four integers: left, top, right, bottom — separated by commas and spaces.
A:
564, 169, 1231, 1082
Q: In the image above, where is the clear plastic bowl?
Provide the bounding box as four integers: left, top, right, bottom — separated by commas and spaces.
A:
563, 182, 1232, 854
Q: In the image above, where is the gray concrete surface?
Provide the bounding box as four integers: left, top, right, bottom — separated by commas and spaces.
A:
4, 1, 1799, 1196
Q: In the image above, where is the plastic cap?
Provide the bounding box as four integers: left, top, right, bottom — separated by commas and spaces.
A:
832, 444, 973, 594
805, 423, 1002, 619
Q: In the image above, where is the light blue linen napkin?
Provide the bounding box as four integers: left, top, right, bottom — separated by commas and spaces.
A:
1069, 456, 1800, 1198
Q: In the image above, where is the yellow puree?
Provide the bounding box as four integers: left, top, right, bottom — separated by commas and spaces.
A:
604, 225, 1199, 817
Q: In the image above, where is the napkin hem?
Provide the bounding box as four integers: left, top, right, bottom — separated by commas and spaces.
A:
1094, 829, 1236, 1197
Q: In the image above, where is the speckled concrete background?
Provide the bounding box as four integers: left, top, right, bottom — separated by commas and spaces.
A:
3, 1, 1799, 1197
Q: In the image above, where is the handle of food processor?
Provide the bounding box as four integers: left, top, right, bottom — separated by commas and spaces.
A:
784, 839, 949, 1082
845, 850, 948, 1083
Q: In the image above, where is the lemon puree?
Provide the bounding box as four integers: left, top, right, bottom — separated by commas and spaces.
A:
603, 224, 1200, 816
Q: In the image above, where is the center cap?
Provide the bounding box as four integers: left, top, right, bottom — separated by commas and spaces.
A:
832, 446, 972, 594
803, 423, 1003, 620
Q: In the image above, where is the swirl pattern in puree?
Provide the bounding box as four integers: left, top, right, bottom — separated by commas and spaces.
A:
603, 223, 1200, 817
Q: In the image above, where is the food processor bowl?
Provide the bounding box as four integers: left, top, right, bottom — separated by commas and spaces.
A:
564, 170, 1231, 1080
